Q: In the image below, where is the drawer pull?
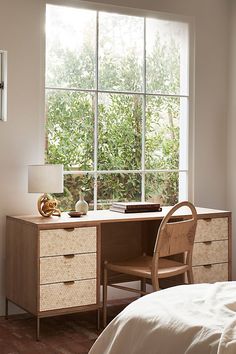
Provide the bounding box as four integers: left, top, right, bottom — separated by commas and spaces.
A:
203, 264, 212, 268
202, 218, 212, 222
63, 281, 75, 285
64, 228, 75, 232
203, 241, 212, 245
64, 254, 75, 258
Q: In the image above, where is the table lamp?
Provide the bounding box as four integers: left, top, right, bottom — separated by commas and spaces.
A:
28, 164, 64, 217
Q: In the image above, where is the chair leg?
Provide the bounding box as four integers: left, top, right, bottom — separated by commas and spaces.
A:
141, 278, 146, 295
103, 266, 108, 328
97, 308, 100, 331
152, 276, 160, 291
187, 269, 194, 284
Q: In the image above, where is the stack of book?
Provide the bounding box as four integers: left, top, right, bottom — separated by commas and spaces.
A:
110, 202, 161, 213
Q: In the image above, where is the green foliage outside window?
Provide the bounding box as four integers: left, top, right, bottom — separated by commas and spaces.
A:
45, 9, 185, 211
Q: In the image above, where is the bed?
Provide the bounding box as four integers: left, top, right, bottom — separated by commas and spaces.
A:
89, 282, 236, 354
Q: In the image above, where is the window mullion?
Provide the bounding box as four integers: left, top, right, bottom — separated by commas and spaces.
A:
93, 11, 99, 210
0, 53, 2, 120
0, 50, 7, 122
45, 85, 189, 99
141, 17, 146, 202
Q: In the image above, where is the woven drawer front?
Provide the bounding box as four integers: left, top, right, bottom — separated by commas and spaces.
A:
40, 279, 97, 311
40, 253, 97, 284
193, 263, 228, 283
195, 218, 228, 242
192, 240, 228, 266
40, 227, 97, 257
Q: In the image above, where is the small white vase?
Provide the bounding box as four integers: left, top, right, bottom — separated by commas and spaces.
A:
75, 193, 89, 215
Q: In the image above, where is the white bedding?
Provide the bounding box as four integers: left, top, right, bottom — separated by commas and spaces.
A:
89, 282, 236, 354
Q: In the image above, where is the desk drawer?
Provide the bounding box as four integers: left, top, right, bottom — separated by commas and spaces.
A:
195, 218, 228, 242
192, 240, 228, 266
193, 263, 228, 283
40, 253, 97, 284
40, 279, 97, 311
40, 227, 97, 257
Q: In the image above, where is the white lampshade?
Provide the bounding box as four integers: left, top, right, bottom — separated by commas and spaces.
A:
28, 164, 64, 193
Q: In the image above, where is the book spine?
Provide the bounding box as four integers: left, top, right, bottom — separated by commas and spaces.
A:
123, 208, 161, 213
109, 207, 126, 213
112, 203, 160, 210
110, 207, 162, 213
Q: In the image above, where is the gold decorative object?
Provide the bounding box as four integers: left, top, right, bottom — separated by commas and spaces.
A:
38, 194, 61, 217
28, 164, 64, 218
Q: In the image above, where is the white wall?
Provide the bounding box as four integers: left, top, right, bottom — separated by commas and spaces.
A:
227, 0, 236, 279
0, 0, 45, 313
0, 0, 230, 315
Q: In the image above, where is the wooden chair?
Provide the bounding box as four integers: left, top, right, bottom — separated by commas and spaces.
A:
103, 201, 198, 327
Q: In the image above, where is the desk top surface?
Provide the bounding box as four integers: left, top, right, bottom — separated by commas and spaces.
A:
7, 206, 231, 229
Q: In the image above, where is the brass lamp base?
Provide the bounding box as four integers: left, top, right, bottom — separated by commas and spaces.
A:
37, 194, 61, 217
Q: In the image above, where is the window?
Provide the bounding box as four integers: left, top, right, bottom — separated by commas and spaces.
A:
0, 50, 7, 121
45, 4, 190, 210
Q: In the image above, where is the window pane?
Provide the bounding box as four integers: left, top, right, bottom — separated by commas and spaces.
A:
145, 96, 186, 170
0, 53, 2, 118
146, 18, 188, 95
99, 12, 144, 92
53, 174, 94, 212
98, 93, 142, 170
179, 172, 188, 200
45, 90, 94, 170
46, 5, 96, 89
145, 172, 179, 206
97, 173, 141, 209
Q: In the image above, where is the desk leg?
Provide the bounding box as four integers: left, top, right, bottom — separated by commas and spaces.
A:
36, 317, 40, 341
103, 266, 108, 328
5, 298, 8, 319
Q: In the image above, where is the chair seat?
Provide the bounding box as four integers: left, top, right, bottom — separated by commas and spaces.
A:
106, 256, 189, 279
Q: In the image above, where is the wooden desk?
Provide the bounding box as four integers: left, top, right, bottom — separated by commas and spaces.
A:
6, 207, 231, 339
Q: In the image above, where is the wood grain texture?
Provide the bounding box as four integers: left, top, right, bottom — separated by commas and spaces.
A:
193, 216, 230, 282
193, 263, 228, 283
6, 218, 38, 315
102, 202, 198, 326
0, 301, 131, 352
40, 279, 97, 311
7, 207, 231, 228
40, 253, 97, 284
195, 217, 228, 242
100, 221, 142, 284
157, 220, 196, 257
40, 227, 97, 256
192, 240, 228, 266
228, 215, 232, 281
6, 207, 231, 330
101, 221, 143, 262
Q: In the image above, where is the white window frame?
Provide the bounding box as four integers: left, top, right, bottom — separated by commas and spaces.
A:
0, 50, 7, 122
45, 1, 195, 207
